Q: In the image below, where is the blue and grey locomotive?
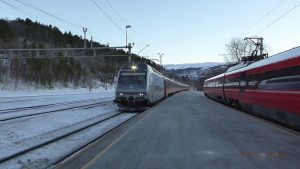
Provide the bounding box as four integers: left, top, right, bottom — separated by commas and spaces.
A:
114, 62, 189, 110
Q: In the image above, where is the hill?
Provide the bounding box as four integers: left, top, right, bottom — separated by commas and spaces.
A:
164, 62, 224, 70
165, 62, 227, 79
164, 62, 229, 90
0, 18, 163, 90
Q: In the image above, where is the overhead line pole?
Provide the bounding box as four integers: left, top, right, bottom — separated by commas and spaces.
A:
126, 25, 132, 62
83, 28, 87, 48
157, 53, 164, 66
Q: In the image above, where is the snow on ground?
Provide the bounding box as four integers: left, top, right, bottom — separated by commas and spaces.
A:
0, 87, 115, 110
0, 113, 136, 169
0, 86, 114, 97
0, 86, 121, 168
0, 104, 117, 163
0, 103, 114, 147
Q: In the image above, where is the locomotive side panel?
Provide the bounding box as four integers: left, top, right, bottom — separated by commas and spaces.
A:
147, 66, 165, 104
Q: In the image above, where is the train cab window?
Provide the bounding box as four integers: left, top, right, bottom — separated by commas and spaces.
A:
118, 72, 146, 85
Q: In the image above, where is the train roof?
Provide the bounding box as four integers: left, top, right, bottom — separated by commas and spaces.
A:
204, 46, 300, 81
226, 62, 252, 72
205, 73, 225, 81
120, 62, 148, 72
226, 46, 300, 75
119, 62, 190, 87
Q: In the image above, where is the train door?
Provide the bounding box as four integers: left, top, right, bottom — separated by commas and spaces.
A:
239, 72, 246, 93
222, 73, 227, 104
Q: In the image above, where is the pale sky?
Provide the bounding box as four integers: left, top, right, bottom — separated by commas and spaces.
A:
1, 0, 300, 64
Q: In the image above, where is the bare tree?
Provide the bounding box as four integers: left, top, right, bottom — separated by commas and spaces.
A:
225, 37, 253, 63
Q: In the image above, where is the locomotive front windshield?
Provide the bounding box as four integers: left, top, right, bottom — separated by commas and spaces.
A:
117, 72, 146, 89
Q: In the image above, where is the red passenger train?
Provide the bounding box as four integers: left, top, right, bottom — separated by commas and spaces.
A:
204, 47, 300, 130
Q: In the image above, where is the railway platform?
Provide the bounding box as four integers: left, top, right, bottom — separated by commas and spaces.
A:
55, 91, 300, 169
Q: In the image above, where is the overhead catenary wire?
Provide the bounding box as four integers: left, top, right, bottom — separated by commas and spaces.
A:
90, 0, 125, 34
0, 0, 38, 20
13, 0, 104, 44
14, 0, 83, 31
91, 0, 150, 55
93, 0, 156, 56
101, 0, 146, 44
103, 0, 127, 26
256, 1, 300, 35
239, 0, 287, 36
0, 0, 93, 45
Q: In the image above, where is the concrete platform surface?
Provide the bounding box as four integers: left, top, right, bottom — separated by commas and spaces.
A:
55, 91, 300, 169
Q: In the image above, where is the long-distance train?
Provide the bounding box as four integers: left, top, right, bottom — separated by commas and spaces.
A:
114, 62, 190, 110
204, 47, 300, 130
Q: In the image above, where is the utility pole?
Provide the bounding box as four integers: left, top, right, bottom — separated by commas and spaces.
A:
125, 25, 132, 63
157, 53, 164, 73
128, 43, 132, 62
126, 25, 131, 46
157, 53, 164, 66
83, 27, 87, 48
90, 36, 93, 48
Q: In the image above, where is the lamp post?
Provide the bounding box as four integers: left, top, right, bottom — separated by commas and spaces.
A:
126, 25, 132, 62
126, 25, 131, 46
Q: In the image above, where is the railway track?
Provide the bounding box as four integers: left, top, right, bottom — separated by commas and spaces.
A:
0, 111, 137, 167
0, 99, 114, 121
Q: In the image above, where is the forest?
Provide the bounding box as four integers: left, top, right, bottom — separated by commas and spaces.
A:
0, 18, 172, 90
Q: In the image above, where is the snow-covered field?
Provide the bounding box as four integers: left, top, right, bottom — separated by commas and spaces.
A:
0, 87, 114, 97
0, 87, 115, 110
0, 87, 136, 169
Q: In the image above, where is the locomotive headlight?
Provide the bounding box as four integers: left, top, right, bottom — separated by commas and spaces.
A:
119, 93, 124, 96
139, 93, 144, 96
131, 65, 137, 71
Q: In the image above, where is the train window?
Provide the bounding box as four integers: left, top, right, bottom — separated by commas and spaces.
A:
247, 80, 259, 89
118, 73, 146, 85
248, 65, 300, 90
225, 76, 239, 88
266, 75, 300, 84
218, 79, 224, 88
258, 75, 300, 90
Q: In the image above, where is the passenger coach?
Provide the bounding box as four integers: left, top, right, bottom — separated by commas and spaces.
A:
204, 47, 300, 130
